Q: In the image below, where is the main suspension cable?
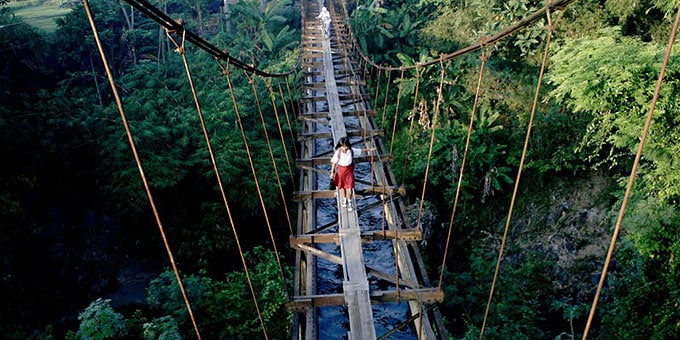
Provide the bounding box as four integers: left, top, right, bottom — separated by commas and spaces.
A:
347, 0, 575, 72
121, 0, 296, 77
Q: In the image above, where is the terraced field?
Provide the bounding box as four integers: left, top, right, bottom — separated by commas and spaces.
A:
7, 0, 73, 33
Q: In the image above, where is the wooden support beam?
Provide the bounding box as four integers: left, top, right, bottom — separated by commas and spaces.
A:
301, 94, 369, 103
301, 70, 362, 77
366, 267, 418, 289
296, 153, 392, 167
302, 61, 324, 67
371, 288, 444, 304
292, 185, 403, 201
290, 229, 421, 246
362, 185, 406, 196
299, 109, 376, 119
290, 233, 338, 245
302, 81, 367, 90
304, 79, 366, 86
287, 288, 444, 311
367, 229, 421, 241
292, 243, 343, 265
298, 116, 330, 125
287, 294, 345, 310
292, 189, 336, 200
297, 127, 382, 141
301, 83, 327, 91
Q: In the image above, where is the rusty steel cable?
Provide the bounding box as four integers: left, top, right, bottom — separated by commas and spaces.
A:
257, 75, 295, 237
479, 4, 562, 338
268, 79, 297, 191
582, 5, 680, 340
389, 67, 406, 155
216, 60, 277, 339
373, 68, 382, 116
438, 45, 490, 291
284, 75, 299, 121
283, 76, 300, 160
400, 67, 424, 188
238, 69, 291, 301
416, 59, 447, 232
381, 69, 393, 129
346, 0, 575, 72
82, 1, 202, 338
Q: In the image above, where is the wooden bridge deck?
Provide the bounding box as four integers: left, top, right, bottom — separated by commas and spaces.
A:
291, 1, 446, 339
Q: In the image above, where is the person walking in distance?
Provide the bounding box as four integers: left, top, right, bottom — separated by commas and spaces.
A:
330, 137, 363, 212
317, 6, 331, 38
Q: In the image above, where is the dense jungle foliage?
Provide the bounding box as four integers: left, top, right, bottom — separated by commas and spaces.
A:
2, 0, 298, 338
1, 0, 679, 338
353, 0, 679, 338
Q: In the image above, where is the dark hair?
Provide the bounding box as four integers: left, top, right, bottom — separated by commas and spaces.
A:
335, 136, 351, 149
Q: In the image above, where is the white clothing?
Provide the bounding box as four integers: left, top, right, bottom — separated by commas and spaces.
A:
331, 147, 362, 167
317, 7, 331, 24
317, 7, 331, 36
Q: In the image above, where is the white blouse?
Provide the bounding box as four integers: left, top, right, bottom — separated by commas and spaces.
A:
331, 147, 362, 166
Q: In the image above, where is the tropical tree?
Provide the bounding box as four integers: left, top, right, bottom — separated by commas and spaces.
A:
68, 298, 127, 339
226, 0, 298, 65
351, 0, 426, 65
548, 26, 680, 338
146, 247, 291, 338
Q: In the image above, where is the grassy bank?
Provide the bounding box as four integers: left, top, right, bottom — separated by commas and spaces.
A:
7, 0, 73, 33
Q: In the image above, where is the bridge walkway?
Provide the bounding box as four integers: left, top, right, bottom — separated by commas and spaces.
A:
290, 1, 446, 339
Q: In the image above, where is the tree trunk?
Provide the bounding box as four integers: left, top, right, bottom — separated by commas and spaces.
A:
90, 54, 103, 107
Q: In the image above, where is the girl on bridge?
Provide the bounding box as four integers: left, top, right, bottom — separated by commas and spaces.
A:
330, 137, 362, 212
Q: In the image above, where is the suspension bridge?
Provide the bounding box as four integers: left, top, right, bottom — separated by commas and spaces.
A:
288, 1, 445, 338
81, 0, 680, 338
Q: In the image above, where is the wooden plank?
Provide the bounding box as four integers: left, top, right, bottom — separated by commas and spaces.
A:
296, 153, 392, 166
300, 95, 327, 102
297, 109, 374, 118
287, 288, 444, 310
290, 229, 421, 246
297, 128, 384, 141
298, 116, 330, 125
366, 267, 419, 289
292, 243, 343, 265
292, 185, 402, 201
372, 288, 444, 303
301, 69, 361, 77
292, 189, 336, 200
290, 233, 338, 245
300, 93, 368, 102
367, 229, 421, 241
303, 79, 366, 87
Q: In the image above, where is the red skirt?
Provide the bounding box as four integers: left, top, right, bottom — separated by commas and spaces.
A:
334, 164, 355, 189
